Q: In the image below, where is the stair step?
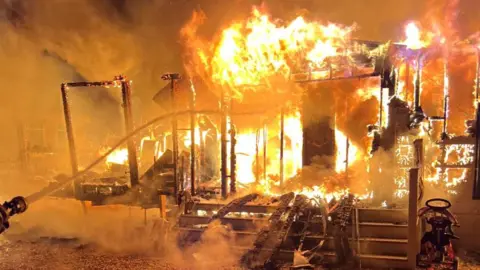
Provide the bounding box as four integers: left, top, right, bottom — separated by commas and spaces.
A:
231, 247, 409, 269
176, 225, 408, 257
178, 214, 408, 239
357, 208, 407, 224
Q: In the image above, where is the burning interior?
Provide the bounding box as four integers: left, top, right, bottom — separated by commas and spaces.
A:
5, 3, 480, 270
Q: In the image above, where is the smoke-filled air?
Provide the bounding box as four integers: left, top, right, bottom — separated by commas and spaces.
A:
1, 0, 480, 269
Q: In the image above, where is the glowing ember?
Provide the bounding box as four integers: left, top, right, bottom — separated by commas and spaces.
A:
140, 136, 162, 159
283, 111, 303, 176
105, 148, 129, 166
183, 127, 206, 148
235, 132, 257, 185
179, 6, 474, 202
233, 111, 303, 188
402, 22, 433, 50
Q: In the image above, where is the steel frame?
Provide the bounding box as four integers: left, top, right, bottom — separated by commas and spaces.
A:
60, 75, 139, 196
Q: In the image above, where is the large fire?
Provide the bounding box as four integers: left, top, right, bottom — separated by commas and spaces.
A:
104, 148, 128, 166
181, 8, 373, 200
183, 8, 354, 99
180, 6, 477, 202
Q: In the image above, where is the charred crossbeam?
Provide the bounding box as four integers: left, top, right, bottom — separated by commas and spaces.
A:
242, 192, 308, 269
208, 193, 259, 222
330, 194, 356, 266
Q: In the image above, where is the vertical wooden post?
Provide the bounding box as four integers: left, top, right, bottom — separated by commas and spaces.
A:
413, 139, 424, 202
17, 123, 28, 171
61, 83, 79, 175
255, 130, 260, 183
161, 73, 181, 203
120, 78, 139, 187
230, 125, 236, 194
408, 168, 419, 269
220, 89, 228, 199
280, 108, 285, 186
159, 195, 167, 219
189, 82, 196, 196
263, 123, 268, 187
473, 102, 480, 199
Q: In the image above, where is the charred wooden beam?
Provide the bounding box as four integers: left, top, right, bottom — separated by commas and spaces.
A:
280, 108, 285, 186
241, 192, 295, 267
474, 102, 480, 199
189, 80, 196, 196
407, 168, 419, 268
414, 139, 424, 203
241, 192, 306, 269
220, 89, 228, 199
60, 83, 79, 176
208, 193, 259, 222
120, 77, 139, 187
162, 74, 181, 203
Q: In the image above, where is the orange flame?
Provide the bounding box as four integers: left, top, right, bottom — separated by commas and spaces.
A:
105, 148, 129, 166
401, 22, 439, 50
183, 8, 354, 99
334, 129, 359, 173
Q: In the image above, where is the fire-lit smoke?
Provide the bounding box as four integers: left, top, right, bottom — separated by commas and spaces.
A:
181, 7, 354, 99
2, 1, 480, 266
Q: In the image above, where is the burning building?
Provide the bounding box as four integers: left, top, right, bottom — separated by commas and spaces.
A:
3, 1, 480, 269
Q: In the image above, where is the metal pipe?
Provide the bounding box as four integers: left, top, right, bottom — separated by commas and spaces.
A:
26, 109, 221, 204
255, 130, 260, 183
263, 123, 267, 184
230, 124, 236, 194
294, 72, 379, 84
442, 53, 450, 137
65, 81, 117, 88
443, 96, 449, 136
379, 82, 383, 128
280, 108, 285, 186
61, 83, 79, 176
120, 77, 139, 187
220, 89, 228, 199
189, 81, 196, 196
413, 53, 422, 111
414, 139, 425, 203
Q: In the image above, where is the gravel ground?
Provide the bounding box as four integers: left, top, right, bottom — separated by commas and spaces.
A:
0, 239, 180, 270
458, 251, 480, 270
0, 238, 479, 270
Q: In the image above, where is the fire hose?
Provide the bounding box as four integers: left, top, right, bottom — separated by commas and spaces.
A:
0, 109, 220, 235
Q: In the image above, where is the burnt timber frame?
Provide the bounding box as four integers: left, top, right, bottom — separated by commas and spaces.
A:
161, 73, 181, 202
60, 76, 139, 193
